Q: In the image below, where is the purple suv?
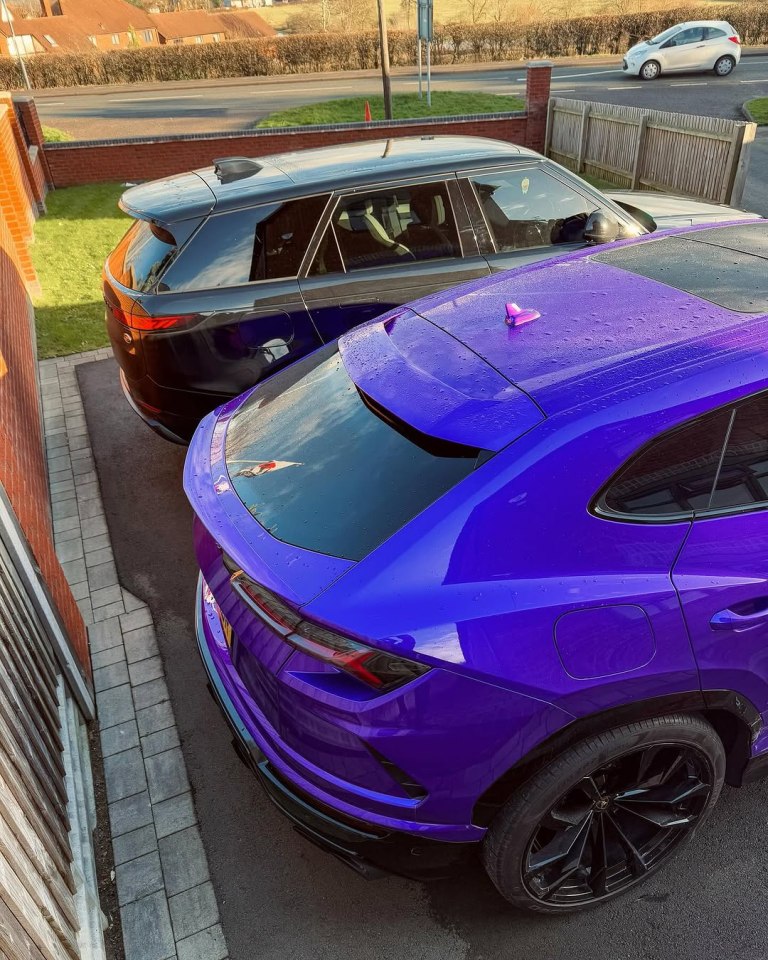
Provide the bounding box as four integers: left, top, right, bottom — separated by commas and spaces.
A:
185, 221, 768, 912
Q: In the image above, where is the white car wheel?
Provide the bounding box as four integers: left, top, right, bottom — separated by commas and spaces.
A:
714, 55, 735, 77
640, 60, 661, 81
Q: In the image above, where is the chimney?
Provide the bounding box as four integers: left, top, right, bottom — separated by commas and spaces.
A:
40, 0, 63, 15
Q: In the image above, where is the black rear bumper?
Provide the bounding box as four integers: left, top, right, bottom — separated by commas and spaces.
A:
198, 628, 478, 881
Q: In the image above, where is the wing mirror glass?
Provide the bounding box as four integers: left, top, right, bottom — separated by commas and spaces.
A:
584, 210, 620, 245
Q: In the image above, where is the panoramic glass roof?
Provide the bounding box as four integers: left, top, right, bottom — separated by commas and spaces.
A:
593, 223, 768, 314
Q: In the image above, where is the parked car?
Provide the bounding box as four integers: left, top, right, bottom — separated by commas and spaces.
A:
623, 20, 741, 80
103, 136, 759, 444
185, 220, 768, 911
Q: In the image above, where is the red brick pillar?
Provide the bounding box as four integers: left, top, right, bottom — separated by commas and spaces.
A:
0, 93, 46, 210
525, 60, 552, 155
13, 95, 52, 187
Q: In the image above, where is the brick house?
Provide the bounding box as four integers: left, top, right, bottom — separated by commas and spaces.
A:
0, 0, 158, 56
150, 9, 274, 44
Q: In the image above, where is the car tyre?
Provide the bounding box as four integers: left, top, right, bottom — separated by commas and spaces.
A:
482, 714, 725, 913
639, 60, 661, 80
714, 55, 736, 77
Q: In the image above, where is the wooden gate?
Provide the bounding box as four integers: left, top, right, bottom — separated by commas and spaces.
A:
0, 533, 81, 960
545, 98, 756, 206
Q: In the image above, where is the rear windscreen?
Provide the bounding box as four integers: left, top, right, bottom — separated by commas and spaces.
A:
225, 344, 481, 561
109, 219, 191, 292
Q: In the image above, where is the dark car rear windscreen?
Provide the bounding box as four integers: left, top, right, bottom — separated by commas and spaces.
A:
225, 344, 482, 562
593, 223, 768, 314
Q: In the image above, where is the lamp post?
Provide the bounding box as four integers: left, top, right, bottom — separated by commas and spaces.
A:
0, 0, 32, 91
375, 0, 393, 120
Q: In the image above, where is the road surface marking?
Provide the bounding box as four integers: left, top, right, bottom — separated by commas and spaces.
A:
553, 88, 576, 92
607, 85, 641, 90
670, 81, 708, 86
111, 94, 205, 102
740, 78, 768, 83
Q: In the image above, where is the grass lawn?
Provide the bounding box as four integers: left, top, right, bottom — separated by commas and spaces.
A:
32, 182, 127, 358
256, 91, 525, 127
745, 98, 768, 125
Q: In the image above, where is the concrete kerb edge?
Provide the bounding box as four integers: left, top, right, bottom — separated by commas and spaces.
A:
40, 346, 230, 960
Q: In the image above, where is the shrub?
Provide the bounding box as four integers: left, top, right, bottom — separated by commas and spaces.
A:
0, 4, 766, 89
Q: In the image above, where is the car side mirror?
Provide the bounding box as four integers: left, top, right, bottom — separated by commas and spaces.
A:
584, 210, 620, 245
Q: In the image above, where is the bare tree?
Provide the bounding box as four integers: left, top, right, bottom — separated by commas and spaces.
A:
400, 0, 417, 29
465, 0, 489, 25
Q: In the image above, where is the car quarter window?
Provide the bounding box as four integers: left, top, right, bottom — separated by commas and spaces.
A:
467, 167, 598, 253
159, 194, 330, 292
599, 408, 732, 519
710, 395, 768, 511
705, 26, 727, 39
666, 26, 705, 45
310, 181, 461, 275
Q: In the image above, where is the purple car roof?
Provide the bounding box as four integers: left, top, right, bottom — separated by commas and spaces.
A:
350, 222, 768, 429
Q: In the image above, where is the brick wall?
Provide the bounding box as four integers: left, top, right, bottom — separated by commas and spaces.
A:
37, 63, 551, 187
0, 103, 89, 676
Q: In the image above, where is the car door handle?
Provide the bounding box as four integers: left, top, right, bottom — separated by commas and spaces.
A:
710, 606, 768, 632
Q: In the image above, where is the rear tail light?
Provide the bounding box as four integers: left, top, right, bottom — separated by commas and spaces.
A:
223, 557, 429, 693
105, 297, 195, 332
729, 35, 740, 44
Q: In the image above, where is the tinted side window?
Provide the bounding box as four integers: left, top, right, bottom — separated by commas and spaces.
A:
469, 168, 596, 252
705, 27, 726, 39
601, 409, 731, 518
161, 195, 329, 292
710, 395, 768, 510
109, 220, 178, 293
327, 182, 461, 273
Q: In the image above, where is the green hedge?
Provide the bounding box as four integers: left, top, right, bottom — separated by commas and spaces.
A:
1, 4, 767, 89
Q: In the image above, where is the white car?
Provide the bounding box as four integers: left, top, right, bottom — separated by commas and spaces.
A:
623, 20, 741, 81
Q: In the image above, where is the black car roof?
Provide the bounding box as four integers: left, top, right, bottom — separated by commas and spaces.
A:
121, 136, 536, 221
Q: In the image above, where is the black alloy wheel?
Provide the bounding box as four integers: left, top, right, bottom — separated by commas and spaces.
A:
482, 714, 725, 913
522, 743, 712, 905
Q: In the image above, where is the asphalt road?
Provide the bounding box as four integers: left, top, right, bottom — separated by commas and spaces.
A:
35, 54, 768, 139
80, 356, 768, 960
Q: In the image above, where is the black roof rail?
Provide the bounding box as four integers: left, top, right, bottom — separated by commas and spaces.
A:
212, 157, 263, 183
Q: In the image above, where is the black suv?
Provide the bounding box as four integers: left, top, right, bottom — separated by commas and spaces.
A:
104, 135, 653, 443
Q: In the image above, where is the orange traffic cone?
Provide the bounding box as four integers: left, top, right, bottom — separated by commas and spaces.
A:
364, 101, 372, 122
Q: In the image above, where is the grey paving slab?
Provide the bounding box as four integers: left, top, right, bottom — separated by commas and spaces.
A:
152, 792, 197, 841
120, 891, 176, 960
93, 659, 130, 694
91, 583, 123, 609
88, 561, 119, 591
121, 607, 154, 633
128, 656, 164, 688
141, 725, 181, 760
158, 826, 209, 897
91, 644, 126, 671
136, 700, 175, 738
88, 616, 122, 653
97, 683, 135, 729
113, 824, 158, 868
133, 677, 170, 712
124, 625, 160, 664
103, 746, 147, 804
176, 924, 227, 960
109, 790, 153, 838
145, 747, 189, 805
94, 599, 126, 622
100, 718, 140, 758
56, 538, 84, 563
48, 352, 225, 960
117, 850, 165, 906
61, 557, 87, 585
168, 882, 220, 943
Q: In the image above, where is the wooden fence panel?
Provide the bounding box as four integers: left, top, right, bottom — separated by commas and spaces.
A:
546, 97, 756, 205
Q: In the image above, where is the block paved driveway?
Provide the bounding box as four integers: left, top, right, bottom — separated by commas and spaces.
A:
79, 357, 768, 960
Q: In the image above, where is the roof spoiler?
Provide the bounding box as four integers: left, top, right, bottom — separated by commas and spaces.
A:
212, 157, 263, 184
